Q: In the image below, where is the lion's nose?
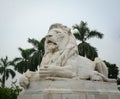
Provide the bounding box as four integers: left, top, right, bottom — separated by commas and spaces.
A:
46, 35, 52, 38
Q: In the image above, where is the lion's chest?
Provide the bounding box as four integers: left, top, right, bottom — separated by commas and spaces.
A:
43, 52, 61, 65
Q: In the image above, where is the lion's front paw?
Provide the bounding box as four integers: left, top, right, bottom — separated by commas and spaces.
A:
19, 75, 30, 89
90, 74, 103, 81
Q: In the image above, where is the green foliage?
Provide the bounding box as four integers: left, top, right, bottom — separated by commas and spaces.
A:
12, 37, 45, 73
73, 21, 103, 60
78, 42, 98, 61
18, 48, 35, 60
104, 61, 119, 79
117, 78, 120, 85
28, 37, 45, 71
0, 80, 22, 99
0, 56, 16, 87
12, 48, 36, 73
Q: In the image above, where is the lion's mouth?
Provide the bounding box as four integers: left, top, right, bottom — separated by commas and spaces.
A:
47, 40, 57, 45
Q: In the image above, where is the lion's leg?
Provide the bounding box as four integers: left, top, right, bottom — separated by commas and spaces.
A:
90, 71, 116, 82
19, 75, 30, 89
96, 72, 116, 82
95, 58, 108, 77
19, 72, 30, 89
95, 62, 108, 77
90, 71, 103, 81
19, 70, 40, 89
39, 65, 76, 78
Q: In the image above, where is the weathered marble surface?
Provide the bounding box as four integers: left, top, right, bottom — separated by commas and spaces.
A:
19, 23, 116, 89
18, 79, 120, 99
18, 23, 120, 99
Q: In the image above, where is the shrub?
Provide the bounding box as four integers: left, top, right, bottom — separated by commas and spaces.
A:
0, 81, 22, 99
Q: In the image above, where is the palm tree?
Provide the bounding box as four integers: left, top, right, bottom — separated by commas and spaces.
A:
12, 48, 35, 73
0, 56, 16, 87
104, 61, 119, 79
27, 37, 45, 69
73, 21, 103, 60
12, 37, 45, 73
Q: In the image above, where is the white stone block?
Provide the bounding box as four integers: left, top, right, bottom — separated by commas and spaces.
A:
62, 94, 79, 99
51, 94, 61, 99
86, 94, 95, 99
18, 80, 120, 99
79, 93, 86, 99
32, 94, 44, 99
22, 95, 32, 99
108, 94, 120, 99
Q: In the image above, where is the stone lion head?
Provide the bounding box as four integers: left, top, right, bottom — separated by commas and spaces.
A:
41, 23, 78, 67
45, 23, 78, 53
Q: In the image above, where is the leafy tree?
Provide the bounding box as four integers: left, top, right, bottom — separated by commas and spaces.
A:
12, 48, 35, 73
117, 78, 120, 85
0, 80, 22, 99
12, 37, 45, 73
0, 56, 16, 88
73, 21, 103, 60
28, 37, 45, 70
0, 79, 2, 87
78, 42, 98, 61
104, 61, 119, 79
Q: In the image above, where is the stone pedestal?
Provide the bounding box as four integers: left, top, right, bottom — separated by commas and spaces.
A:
18, 79, 120, 99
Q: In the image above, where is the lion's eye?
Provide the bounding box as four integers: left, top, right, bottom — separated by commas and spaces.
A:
55, 30, 61, 34
57, 32, 61, 34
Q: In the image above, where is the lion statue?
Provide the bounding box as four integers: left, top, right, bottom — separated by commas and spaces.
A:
19, 23, 116, 89
39, 23, 115, 81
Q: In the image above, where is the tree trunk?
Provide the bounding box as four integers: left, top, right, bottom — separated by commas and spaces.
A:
2, 74, 5, 88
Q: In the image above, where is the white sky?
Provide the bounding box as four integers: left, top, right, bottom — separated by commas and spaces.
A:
0, 0, 120, 86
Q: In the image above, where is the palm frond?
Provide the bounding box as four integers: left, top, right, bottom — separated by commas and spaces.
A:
18, 48, 35, 59
28, 38, 40, 49
9, 69, 16, 79
0, 67, 4, 74
38, 37, 45, 51
1, 58, 6, 67
11, 57, 22, 64
78, 42, 98, 60
15, 60, 28, 74
87, 30, 104, 39
72, 24, 81, 32
73, 32, 82, 41
73, 21, 90, 42
5, 69, 15, 80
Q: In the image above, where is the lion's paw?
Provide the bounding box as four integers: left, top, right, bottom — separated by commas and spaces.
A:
90, 74, 103, 81
19, 75, 30, 89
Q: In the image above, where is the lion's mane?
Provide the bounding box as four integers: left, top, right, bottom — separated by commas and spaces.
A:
41, 23, 79, 67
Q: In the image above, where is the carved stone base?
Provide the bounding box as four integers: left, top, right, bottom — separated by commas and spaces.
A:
18, 79, 120, 99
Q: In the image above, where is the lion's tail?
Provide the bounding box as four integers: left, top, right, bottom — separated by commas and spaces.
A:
97, 72, 116, 82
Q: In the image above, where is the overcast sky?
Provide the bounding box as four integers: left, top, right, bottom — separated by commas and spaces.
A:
0, 0, 120, 86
